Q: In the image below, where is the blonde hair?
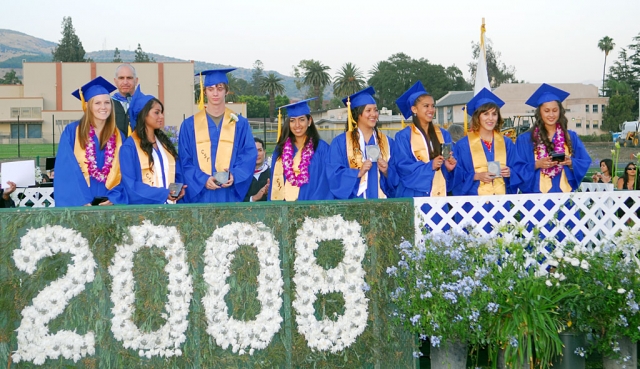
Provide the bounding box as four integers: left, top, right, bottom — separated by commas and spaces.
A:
78, 96, 117, 149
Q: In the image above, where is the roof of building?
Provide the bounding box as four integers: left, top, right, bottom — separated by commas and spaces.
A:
436, 91, 474, 107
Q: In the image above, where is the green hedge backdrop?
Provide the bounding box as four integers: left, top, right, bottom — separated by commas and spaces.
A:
0, 200, 416, 368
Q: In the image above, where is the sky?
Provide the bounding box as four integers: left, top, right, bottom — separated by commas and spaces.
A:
2, 0, 639, 87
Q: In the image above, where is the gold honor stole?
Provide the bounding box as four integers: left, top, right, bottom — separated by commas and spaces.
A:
468, 131, 506, 195
409, 124, 446, 197
538, 144, 571, 193
271, 150, 302, 201
131, 132, 176, 187
73, 125, 123, 190
194, 108, 236, 175
346, 133, 389, 198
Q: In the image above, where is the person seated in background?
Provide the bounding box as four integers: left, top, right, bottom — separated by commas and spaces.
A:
244, 137, 271, 202
592, 159, 614, 184
119, 86, 186, 204
447, 124, 465, 144
1, 181, 16, 208
327, 86, 398, 199
617, 162, 638, 190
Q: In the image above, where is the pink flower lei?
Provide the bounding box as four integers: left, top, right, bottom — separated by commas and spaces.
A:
85, 126, 116, 183
534, 123, 565, 178
282, 137, 314, 187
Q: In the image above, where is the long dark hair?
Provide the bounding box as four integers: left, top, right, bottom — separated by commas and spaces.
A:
344, 105, 384, 159
470, 102, 504, 132
530, 100, 573, 155
411, 93, 441, 158
600, 159, 613, 176
621, 162, 638, 190
274, 114, 320, 156
134, 98, 178, 172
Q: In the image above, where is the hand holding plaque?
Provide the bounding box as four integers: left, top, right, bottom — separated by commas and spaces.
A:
487, 161, 501, 178
365, 145, 380, 162
214, 171, 229, 186
441, 143, 452, 160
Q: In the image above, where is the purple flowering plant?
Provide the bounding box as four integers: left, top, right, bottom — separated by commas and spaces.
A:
163, 125, 179, 148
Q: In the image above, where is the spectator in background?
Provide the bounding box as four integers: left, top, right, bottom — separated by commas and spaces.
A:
447, 124, 465, 143
112, 64, 138, 137
244, 137, 271, 202
592, 159, 614, 184
1, 181, 16, 208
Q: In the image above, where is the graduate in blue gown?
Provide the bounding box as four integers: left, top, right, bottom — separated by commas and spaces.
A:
452, 88, 519, 196
178, 68, 257, 203
511, 84, 591, 194
54, 77, 127, 207
119, 86, 186, 204
268, 98, 333, 201
393, 81, 458, 198
327, 86, 398, 199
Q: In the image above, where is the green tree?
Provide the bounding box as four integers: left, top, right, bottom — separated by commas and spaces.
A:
468, 38, 518, 87
598, 36, 615, 96
332, 62, 366, 98
51, 16, 86, 62
113, 47, 123, 63
134, 44, 155, 62
228, 74, 252, 97
602, 92, 637, 131
238, 95, 289, 118
0, 69, 21, 85
297, 59, 331, 111
251, 60, 265, 95
260, 73, 285, 122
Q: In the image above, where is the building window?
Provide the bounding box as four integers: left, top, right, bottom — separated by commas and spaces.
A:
585, 105, 589, 113
586, 120, 590, 129
10, 108, 19, 118
575, 122, 582, 128
28, 124, 42, 138
592, 104, 598, 113
10, 124, 26, 138
593, 120, 599, 129
32, 107, 42, 119
602, 105, 606, 114
447, 107, 453, 122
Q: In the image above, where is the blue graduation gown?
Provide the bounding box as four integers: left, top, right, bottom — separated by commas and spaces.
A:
394, 126, 455, 197
327, 132, 399, 199
178, 113, 257, 203
451, 135, 519, 196
54, 121, 127, 207
119, 137, 184, 204
511, 130, 591, 193
268, 139, 334, 201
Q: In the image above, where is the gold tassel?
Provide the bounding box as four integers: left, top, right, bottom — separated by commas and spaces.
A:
78, 87, 87, 112
401, 117, 405, 129
277, 108, 282, 142
198, 72, 204, 110
346, 97, 355, 132
463, 104, 468, 136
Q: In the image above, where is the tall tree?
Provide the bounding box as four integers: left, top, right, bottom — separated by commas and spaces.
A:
113, 47, 123, 63
332, 62, 366, 98
260, 73, 285, 122
602, 92, 637, 131
51, 16, 86, 62
251, 60, 265, 95
468, 38, 517, 88
598, 36, 615, 96
134, 44, 155, 62
0, 69, 21, 84
299, 59, 331, 110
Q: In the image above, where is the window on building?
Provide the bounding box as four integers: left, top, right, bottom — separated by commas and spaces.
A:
20, 107, 31, 118
602, 105, 606, 114
586, 120, 590, 129
575, 122, 582, 128
447, 107, 453, 122
32, 107, 42, 119
585, 105, 589, 113
10, 124, 26, 139
27, 124, 42, 138
437, 107, 444, 124
593, 120, 599, 129
10, 108, 19, 118
592, 104, 598, 113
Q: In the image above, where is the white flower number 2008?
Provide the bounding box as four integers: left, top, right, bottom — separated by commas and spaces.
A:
12, 226, 97, 365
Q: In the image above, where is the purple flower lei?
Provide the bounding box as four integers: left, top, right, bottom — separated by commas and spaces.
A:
282, 137, 314, 187
534, 123, 565, 178
85, 126, 116, 183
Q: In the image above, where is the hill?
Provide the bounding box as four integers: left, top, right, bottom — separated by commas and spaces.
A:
0, 29, 304, 98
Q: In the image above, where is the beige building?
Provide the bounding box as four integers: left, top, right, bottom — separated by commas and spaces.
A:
0, 61, 200, 143
436, 84, 609, 136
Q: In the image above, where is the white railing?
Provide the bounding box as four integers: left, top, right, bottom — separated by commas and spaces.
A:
414, 191, 640, 246
10, 187, 55, 207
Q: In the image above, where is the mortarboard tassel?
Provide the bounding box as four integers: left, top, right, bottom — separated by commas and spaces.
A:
346, 97, 355, 132
198, 72, 204, 110
277, 108, 282, 142
78, 87, 87, 112
401, 116, 405, 129
463, 105, 468, 136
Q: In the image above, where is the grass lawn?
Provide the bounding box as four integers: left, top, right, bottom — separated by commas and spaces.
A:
0, 144, 58, 160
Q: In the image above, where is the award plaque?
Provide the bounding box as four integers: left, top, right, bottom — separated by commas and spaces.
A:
441, 143, 452, 159
366, 145, 381, 161
169, 183, 183, 197
487, 161, 501, 177
214, 172, 229, 185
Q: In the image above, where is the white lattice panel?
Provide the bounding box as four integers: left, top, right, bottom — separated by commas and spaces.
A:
10, 188, 55, 207
414, 191, 640, 247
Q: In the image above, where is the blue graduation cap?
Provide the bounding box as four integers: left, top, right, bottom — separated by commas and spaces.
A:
281, 98, 317, 117
71, 76, 116, 102
341, 86, 376, 108
466, 88, 505, 116
525, 83, 570, 108
196, 68, 236, 87
128, 85, 156, 130
395, 81, 429, 119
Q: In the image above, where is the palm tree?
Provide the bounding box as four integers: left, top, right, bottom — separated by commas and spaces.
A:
332, 62, 366, 99
260, 73, 285, 122
598, 36, 615, 96
302, 60, 331, 111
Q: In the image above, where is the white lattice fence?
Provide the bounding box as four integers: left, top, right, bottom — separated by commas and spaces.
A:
10, 187, 55, 207
414, 191, 640, 247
